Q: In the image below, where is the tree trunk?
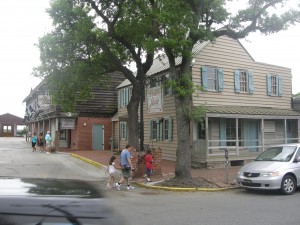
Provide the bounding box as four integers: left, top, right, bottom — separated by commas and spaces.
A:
174, 96, 192, 180
127, 84, 141, 151
173, 55, 193, 181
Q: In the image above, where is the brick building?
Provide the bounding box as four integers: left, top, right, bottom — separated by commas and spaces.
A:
23, 72, 124, 150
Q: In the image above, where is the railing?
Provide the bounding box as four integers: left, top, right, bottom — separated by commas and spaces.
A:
192, 137, 299, 158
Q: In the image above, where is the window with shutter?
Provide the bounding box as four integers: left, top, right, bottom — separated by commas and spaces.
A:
120, 122, 127, 140
267, 74, 282, 97
202, 66, 223, 92
234, 69, 253, 94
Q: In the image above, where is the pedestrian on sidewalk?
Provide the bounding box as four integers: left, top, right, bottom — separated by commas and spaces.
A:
45, 131, 52, 154
31, 132, 37, 152
38, 132, 44, 152
116, 144, 134, 190
145, 150, 154, 182
106, 155, 117, 189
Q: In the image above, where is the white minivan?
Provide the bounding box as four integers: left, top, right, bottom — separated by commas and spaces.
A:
237, 144, 300, 195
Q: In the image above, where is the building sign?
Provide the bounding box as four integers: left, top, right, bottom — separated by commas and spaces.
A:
38, 95, 51, 110
147, 86, 163, 113
61, 118, 76, 129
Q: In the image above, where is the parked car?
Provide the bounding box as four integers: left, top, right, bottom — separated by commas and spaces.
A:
237, 143, 300, 195
0, 177, 127, 225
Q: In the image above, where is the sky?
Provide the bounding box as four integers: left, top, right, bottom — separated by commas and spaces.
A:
0, 0, 300, 118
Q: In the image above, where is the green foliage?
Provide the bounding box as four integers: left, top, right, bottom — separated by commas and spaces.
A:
293, 92, 300, 97
182, 105, 206, 123
33, 0, 116, 111
168, 73, 195, 98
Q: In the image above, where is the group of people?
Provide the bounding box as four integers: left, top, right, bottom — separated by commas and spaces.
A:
30, 131, 52, 154
106, 144, 154, 191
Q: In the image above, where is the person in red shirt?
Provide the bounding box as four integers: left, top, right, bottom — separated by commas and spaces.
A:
145, 150, 154, 182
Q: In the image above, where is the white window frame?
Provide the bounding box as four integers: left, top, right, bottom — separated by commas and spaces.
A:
239, 70, 248, 93
120, 121, 127, 140
207, 66, 218, 91
271, 75, 278, 96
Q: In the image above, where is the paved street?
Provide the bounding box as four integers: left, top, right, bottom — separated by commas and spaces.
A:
108, 188, 300, 225
1, 137, 300, 225
0, 137, 105, 181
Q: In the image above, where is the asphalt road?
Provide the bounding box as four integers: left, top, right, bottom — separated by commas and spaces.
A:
0, 137, 106, 181
2, 137, 300, 225
108, 188, 300, 225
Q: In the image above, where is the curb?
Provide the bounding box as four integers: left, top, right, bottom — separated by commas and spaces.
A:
133, 181, 237, 192
70, 153, 237, 192
71, 153, 105, 169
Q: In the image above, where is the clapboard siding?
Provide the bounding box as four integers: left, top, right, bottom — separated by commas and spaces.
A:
74, 71, 125, 115
114, 35, 293, 162
143, 94, 178, 161
192, 36, 292, 109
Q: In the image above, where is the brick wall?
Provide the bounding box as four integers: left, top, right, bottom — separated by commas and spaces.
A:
74, 117, 112, 150
131, 147, 162, 178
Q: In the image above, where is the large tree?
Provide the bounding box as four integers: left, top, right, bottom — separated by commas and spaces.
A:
34, 0, 159, 150
154, 0, 300, 180
34, 0, 300, 182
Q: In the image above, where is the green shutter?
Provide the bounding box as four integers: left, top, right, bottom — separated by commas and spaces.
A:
149, 120, 152, 141
202, 66, 208, 91
248, 71, 254, 94
266, 74, 272, 96
234, 70, 240, 93
169, 118, 173, 141
125, 88, 129, 106
220, 118, 226, 148
278, 76, 283, 96
118, 90, 120, 108
217, 67, 224, 92
159, 120, 163, 141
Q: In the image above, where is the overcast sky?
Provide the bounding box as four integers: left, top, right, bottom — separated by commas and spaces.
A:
0, 0, 299, 118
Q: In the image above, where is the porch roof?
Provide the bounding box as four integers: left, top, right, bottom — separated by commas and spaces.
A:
205, 106, 300, 119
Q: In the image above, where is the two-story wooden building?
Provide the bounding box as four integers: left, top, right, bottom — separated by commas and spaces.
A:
23, 72, 124, 151
114, 35, 300, 167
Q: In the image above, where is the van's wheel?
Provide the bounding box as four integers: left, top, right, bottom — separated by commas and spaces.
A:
281, 175, 296, 195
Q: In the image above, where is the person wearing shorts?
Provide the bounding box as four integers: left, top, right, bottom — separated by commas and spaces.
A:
116, 144, 134, 190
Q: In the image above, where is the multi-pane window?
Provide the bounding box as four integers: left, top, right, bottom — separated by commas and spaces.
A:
151, 121, 158, 140
202, 66, 223, 92
207, 67, 218, 91
271, 75, 278, 95
119, 87, 132, 108
226, 119, 241, 146
234, 69, 253, 94
120, 122, 127, 140
164, 119, 169, 140
149, 118, 173, 141
240, 71, 248, 93
267, 74, 282, 96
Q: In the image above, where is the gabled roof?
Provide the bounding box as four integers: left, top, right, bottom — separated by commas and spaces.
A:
0, 113, 25, 124
117, 40, 210, 89
23, 80, 45, 103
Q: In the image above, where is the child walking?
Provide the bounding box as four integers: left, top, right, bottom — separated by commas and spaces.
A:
106, 156, 117, 189
145, 150, 154, 182
31, 132, 37, 152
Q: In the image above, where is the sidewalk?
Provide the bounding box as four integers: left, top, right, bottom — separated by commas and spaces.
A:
61, 150, 240, 188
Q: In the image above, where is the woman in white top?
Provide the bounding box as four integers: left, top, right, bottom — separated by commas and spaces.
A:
106, 155, 116, 189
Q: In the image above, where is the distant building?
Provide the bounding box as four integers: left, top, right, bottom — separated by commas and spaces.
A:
0, 113, 25, 137
23, 72, 124, 150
